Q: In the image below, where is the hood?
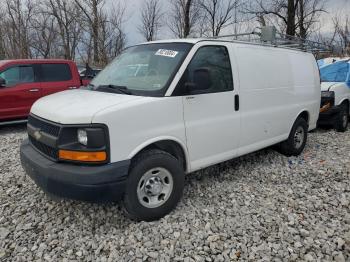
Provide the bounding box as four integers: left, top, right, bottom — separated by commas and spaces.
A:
31, 89, 142, 124
321, 82, 344, 92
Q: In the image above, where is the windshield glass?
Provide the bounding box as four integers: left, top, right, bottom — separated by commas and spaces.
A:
320, 61, 349, 82
91, 43, 193, 96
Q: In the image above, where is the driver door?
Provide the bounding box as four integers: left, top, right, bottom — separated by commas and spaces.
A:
0, 65, 41, 121
175, 44, 241, 171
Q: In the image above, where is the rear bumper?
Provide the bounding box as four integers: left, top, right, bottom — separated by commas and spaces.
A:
20, 139, 130, 202
318, 105, 341, 125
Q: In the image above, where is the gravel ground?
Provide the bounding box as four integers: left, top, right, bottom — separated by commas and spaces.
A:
0, 124, 349, 262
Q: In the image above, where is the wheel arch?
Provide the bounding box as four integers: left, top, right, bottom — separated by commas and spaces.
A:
128, 137, 190, 173
339, 98, 349, 110
289, 110, 310, 134
298, 110, 310, 124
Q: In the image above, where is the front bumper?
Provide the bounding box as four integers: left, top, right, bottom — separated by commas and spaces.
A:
318, 105, 341, 125
20, 139, 130, 202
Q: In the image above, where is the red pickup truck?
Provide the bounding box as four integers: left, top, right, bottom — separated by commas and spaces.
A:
0, 59, 88, 124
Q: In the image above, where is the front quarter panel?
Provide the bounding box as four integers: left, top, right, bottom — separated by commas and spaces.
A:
92, 96, 188, 169
328, 83, 350, 107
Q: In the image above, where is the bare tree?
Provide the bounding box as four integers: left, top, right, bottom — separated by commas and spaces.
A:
333, 14, 350, 55
247, 0, 299, 36
247, 0, 326, 38
313, 23, 337, 53
139, 0, 163, 41
75, 0, 126, 65
296, 0, 326, 39
199, 0, 239, 36
168, 0, 200, 38
3, 0, 35, 58
74, 0, 104, 64
0, 6, 7, 59
98, 4, 126, 64
44, 0, 83, 60
30, 9, 59, 58
0, 0, 126, 62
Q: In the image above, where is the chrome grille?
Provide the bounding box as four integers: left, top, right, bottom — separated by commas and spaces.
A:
28, 114, 61, 160
28, 115, 60, 137
29, 136, 59, 160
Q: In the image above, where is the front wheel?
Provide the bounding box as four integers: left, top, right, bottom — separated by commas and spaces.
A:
278, 117, 308, 157
335, 103, 349, 132
123, 149, 185, 221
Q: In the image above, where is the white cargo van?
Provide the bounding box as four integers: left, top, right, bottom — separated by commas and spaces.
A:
20, 39, 321, 221
318, 60, 350, 132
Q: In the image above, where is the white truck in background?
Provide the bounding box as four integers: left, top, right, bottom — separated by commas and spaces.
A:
21, 39, 321, 221
319, 60, 350, 132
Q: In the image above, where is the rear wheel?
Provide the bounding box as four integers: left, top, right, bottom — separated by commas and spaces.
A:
123, 149, 184, 221
335, 103, 349, 132
279, 117, 308, 157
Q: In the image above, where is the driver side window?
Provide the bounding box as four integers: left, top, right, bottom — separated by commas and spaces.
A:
173, 46, 233, 96
0, 66, 34, 87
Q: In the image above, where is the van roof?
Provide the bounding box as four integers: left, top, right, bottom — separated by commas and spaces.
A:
144, 39, 203, 44
139, 38, 311, 54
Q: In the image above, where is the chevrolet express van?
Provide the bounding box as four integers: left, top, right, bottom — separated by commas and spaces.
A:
318, 60, 350, 132
20, 39, 321, 221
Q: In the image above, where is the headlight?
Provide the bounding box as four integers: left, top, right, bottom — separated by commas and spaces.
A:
59, 126, 109, 164
77, 129, 88, 146
321, 91, 335, 98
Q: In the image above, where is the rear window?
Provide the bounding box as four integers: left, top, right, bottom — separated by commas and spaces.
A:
41, 64, 72, 82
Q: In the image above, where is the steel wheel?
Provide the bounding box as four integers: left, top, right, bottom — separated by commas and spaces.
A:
294, 126, 305, 149
137, 167, 174, 209
342, 112, 348, 128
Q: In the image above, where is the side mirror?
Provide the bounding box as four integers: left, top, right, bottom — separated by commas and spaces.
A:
191, 68, 212, 93
0, 77, 6, 87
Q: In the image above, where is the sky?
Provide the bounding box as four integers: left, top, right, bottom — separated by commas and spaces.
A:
111, 0, 350, 46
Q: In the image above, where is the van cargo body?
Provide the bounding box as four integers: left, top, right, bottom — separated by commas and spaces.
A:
20, 39, 321, 221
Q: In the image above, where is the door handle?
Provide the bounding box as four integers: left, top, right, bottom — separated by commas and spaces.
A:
234, 95, 239, 111
68, 86, 77, 89
29, 89, 39, 92
186, 96, 195, 100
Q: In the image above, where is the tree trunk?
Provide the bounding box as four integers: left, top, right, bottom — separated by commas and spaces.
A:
92, 0, 99, 64
299, 0, 307, 39
184, 0, 192, 38
0, 29, 5, 59
286, 0, 296, 36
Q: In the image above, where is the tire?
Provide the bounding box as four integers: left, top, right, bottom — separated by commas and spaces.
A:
335, 103, 349, 132
123, 149, 185, 221
279, 117, 308, 157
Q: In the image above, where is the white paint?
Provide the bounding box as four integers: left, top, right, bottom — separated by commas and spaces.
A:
322, 82, 350, 113
30, 89, 143, 124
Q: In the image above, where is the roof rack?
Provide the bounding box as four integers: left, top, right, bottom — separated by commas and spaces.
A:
208, 26, 338, 55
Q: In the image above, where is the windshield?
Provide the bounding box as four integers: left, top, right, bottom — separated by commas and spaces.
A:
320, 61, 349, 82
91, 43, 193, 96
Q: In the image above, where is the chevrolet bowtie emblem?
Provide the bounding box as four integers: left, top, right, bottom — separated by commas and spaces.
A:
33, 130, 42, 140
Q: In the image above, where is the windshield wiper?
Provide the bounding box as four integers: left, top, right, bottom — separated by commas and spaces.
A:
96, 85, 132, 95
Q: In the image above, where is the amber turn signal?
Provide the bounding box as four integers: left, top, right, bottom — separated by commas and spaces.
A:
59, 150, 107, 162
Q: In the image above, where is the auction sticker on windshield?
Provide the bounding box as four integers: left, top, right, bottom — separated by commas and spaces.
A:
155, 49, 178, 58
